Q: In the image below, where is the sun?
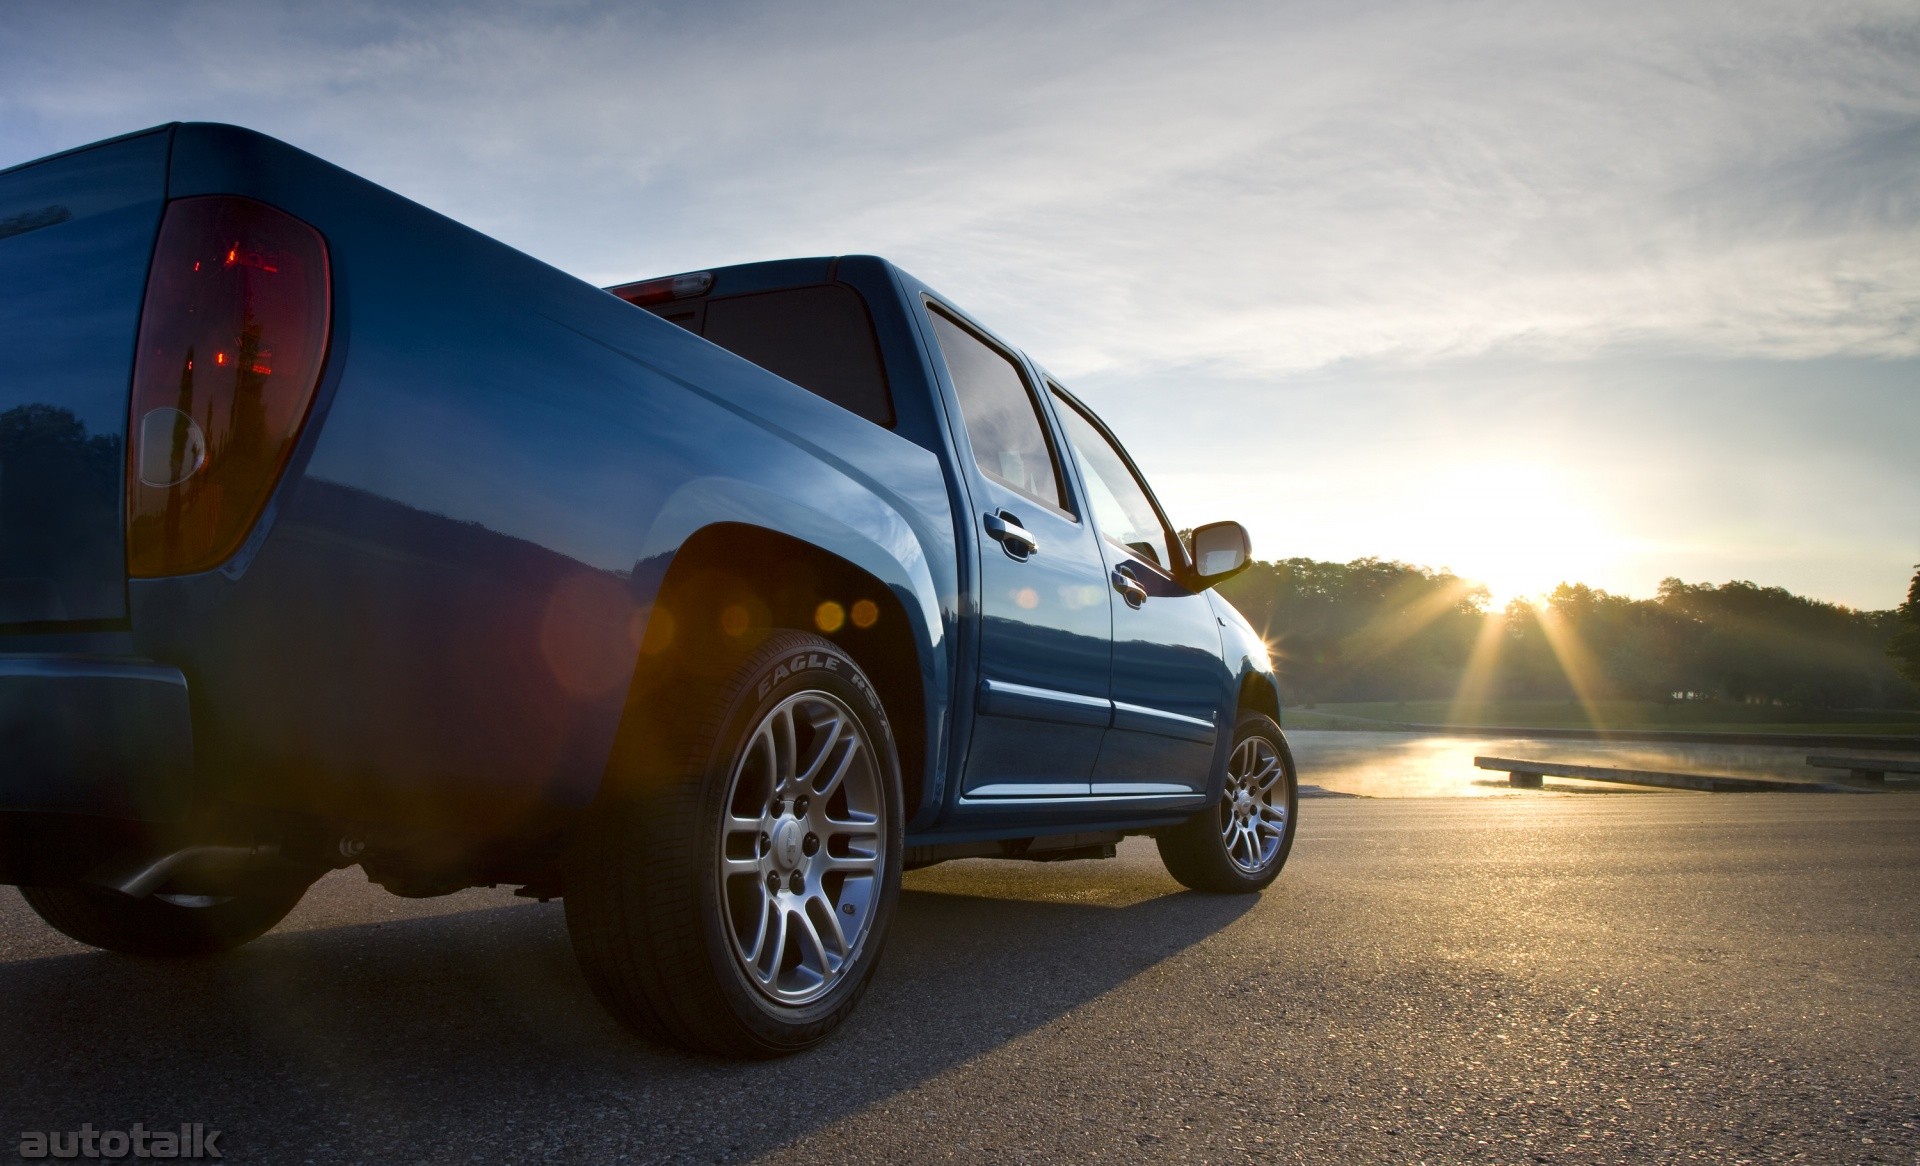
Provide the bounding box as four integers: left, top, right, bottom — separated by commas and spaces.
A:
1407, 463, 1622, 608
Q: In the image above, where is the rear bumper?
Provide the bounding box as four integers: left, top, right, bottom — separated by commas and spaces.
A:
0, 657, 192, 822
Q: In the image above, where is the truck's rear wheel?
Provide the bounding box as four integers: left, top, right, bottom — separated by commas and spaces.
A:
565, 630, 902, 1057
19, 879, 309, 957
1157, 712, 1297, 893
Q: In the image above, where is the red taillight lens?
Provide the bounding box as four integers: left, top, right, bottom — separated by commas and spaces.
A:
127, 197, 330, 577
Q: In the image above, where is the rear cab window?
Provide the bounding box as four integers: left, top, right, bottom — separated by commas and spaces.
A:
642, 283, 894, 428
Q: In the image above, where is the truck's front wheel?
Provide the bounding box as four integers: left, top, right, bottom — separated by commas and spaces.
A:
565, 630, 902, 1057
1156, 712, 1298, 893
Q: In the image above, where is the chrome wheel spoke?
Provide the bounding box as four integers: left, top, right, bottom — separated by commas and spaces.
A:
773, 706, 798, 790
811, 893, 852, 957
1250, 756, 1283, 793
746, 902, 786, 981
821, 850, 880, 875
791, 908, 836, 977
812, 735, 861, 801
796, 714, 846, 788
754, 723, 783, 793
1236, 827, 1257, 866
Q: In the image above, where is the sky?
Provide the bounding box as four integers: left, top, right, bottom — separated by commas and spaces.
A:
3, 0, 1915, 609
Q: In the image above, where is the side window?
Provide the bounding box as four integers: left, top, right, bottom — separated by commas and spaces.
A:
926, 307, 1067, 512
1052, 389, 1179, 572
700, 285, 894, 427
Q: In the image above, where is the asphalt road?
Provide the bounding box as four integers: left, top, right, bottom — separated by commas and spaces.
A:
2, 793, 1916, 1164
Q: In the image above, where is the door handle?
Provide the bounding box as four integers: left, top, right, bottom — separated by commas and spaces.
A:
1111, 565, 1147, 608
984, 510, 1038, 559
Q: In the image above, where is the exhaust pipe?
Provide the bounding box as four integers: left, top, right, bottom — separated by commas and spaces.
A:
94, 844, 282, 899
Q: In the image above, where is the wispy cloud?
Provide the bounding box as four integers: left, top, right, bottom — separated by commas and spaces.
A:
4, 0, 1915, 376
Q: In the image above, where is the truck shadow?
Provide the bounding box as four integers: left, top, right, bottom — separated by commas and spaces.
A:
0, 862, 1260, 1162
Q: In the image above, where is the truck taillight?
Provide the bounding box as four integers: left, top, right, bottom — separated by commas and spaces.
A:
609, 270, 713, 306
127, 197, 330, 577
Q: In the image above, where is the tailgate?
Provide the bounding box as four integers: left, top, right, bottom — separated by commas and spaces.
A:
0, 127, 171, 625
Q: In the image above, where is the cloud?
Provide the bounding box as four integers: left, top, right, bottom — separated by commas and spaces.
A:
4, 0, 1915, 379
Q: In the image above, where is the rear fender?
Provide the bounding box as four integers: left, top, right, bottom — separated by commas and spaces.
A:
625, 478, 953, 818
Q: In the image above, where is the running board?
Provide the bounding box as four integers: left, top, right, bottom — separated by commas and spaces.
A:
903, 830, 1125, 870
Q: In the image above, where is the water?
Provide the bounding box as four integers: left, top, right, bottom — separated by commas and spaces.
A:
1283, 729, 1919, 798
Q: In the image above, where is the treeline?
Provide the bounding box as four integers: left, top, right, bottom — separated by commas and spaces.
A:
1214, 558, 1920, 710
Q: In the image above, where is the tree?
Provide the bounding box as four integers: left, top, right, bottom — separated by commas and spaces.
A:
1213, 557, 1918, 710
1214, 557, 1487, 704
1652, 578, 1904, 708
1891, 565, 1920, 688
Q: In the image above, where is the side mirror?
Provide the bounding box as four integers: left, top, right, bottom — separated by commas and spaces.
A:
1188, 520, 1251, 585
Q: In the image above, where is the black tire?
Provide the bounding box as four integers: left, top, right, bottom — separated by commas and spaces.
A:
1157, 712, 1298, 893
564, 629, 904, 1057
19, 878, 310, 957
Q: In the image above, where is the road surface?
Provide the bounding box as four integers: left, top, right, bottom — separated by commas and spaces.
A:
2, 793, 1916, 1163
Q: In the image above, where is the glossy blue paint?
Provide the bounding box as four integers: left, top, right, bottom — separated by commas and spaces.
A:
912, 294, 1114, 801
1, 122, 1277, 858
1036, 381, 1234, 797
0, 127, 170, 624
121, 124, 958, 835
1090, 542, 1229, 795
0, 657, 191, 821
1212, 591, 1281, 724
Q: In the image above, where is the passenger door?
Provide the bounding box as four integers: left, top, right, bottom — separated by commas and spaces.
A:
925, 306, 1112, 799
1051, 388, 1228, 795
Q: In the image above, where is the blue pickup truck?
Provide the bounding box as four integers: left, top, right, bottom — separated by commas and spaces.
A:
0, 123, 1295, 1055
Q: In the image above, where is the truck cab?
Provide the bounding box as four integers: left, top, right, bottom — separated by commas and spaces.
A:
611, 258, 1276, 838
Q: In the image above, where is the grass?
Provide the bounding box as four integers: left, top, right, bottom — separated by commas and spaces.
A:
1289, 699, 1920, 736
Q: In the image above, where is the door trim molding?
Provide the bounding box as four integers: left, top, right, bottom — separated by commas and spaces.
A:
1111, 700, 1217, 744
976, 678, 1112, 728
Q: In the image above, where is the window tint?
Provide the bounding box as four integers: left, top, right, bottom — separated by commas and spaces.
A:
1053, 391, 1178, 571
700, 285, 893, 427
926, 308, 1065, 510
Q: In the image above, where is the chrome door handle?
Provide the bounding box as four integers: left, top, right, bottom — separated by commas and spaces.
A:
984, 511, 1038, 559
1111, 566, 1147, 608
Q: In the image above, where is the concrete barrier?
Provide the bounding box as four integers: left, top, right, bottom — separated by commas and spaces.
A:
1473, 756, 1849, 793
1806, 755, 1920, 783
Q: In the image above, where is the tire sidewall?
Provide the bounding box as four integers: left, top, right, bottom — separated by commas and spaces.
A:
691, 636, 904, 1050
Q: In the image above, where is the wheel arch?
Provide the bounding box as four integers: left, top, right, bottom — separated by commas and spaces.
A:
611, 521, 935, 824
1237, 669, 1281, 725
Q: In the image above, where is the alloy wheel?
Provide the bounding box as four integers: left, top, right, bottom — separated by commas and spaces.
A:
717, 691, 885, 1006
1219, 735, 1287, 874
